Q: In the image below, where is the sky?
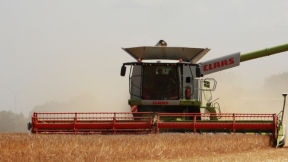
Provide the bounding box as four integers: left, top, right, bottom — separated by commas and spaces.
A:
0, 0, 288, 116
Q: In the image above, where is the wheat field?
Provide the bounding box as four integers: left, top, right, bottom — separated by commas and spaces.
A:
0, 133, 288, 162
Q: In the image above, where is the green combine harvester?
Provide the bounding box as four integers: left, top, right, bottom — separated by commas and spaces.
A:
29, 40, 288, 147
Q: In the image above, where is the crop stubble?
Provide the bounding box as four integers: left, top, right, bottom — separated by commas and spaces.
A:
0, 133, 288, 162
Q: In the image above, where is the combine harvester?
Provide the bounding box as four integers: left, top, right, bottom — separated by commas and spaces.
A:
28, 40, 288, 147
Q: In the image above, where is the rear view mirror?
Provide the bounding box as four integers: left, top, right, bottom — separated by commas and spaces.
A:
121, 65, 126, 76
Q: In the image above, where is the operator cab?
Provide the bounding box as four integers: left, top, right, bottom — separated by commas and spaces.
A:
142, 64, 179, 100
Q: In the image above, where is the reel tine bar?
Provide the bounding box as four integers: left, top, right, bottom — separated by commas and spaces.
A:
30, 112, 277, 139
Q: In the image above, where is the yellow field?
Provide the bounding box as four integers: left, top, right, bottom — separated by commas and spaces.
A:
0, 133, 288, 162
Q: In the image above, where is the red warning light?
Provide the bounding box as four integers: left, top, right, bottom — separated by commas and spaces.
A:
185, 87, 191, 99
137, 58, 142, 62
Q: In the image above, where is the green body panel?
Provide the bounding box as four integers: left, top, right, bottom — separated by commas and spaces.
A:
201, 103, 218, 120
179, 100, 201, 106
128, 99, 142, 105
240, 43, 288, 62
276, 124, 285, 147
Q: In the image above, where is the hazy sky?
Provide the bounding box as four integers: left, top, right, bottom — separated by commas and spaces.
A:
0, 0, 287, 115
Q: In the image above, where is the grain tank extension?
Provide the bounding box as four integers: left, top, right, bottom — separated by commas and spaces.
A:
28, 40, 288, 147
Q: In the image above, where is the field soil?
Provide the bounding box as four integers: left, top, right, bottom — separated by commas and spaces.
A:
0, 133, 288, 162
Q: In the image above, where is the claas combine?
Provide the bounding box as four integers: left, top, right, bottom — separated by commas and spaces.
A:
28, 40, 288, 147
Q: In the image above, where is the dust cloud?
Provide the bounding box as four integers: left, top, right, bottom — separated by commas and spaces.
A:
29, 94, 131, 116
209, 71, 288, 114
0, 111, 28, 132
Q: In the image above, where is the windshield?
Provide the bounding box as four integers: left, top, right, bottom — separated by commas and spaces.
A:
142, 65, 179, 100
